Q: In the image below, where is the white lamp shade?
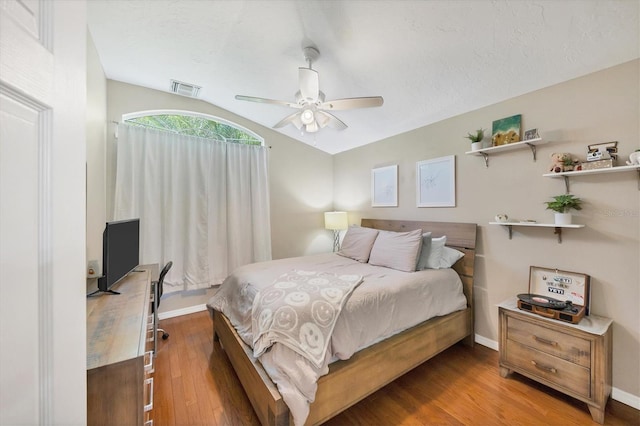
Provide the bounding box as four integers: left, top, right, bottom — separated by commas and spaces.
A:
324, 211, 348, 230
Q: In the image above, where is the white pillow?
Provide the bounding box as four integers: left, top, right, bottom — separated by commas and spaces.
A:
337, 226, 379, 263
368, 229, 423, 272
438, 246, 465, 268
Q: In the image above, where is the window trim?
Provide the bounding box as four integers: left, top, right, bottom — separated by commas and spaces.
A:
122, 109, 264, 145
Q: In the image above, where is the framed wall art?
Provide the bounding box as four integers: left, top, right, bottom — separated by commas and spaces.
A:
371, 165, 398, 207
492, 114, 521, 146
416, 155, 456, 207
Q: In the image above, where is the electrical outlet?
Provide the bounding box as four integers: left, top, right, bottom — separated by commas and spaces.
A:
87, 260, 100, 278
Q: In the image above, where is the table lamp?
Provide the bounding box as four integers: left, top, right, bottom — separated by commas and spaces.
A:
324, 211, 348, 252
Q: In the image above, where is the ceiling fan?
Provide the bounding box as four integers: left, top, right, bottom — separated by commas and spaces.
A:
235, 46, 384, 133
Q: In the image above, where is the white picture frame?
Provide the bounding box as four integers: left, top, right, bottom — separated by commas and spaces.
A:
416, 155, 456, 207
371, 165, 398, 207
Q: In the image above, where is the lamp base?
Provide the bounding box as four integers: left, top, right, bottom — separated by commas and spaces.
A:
333, 230, 340, 252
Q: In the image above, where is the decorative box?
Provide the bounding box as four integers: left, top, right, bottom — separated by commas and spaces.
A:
580, 159, 615, 170
517, 266, 590, 324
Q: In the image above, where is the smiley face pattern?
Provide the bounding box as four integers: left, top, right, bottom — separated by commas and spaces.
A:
252, 270, 363, 368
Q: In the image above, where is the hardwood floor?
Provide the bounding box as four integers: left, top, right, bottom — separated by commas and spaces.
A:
153, 311, 639, 425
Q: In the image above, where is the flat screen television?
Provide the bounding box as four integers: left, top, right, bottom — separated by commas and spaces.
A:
96, 218, 140, 295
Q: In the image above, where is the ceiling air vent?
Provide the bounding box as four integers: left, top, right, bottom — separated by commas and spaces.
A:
170, 79, 201, 97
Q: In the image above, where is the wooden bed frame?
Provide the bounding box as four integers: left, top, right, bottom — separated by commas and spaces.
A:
212, 219, 477, 425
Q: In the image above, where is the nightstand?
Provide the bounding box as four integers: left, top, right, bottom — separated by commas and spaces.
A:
498, 298, 613, 424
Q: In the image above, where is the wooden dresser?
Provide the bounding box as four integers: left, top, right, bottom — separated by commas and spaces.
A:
87, 264, 158, 426
499, 299, 612, 424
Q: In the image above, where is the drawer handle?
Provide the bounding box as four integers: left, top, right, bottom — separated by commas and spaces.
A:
144, 377, 154, 412
533, 336, 558, 347
531, 360, 557, 374
144, 350, 154, 374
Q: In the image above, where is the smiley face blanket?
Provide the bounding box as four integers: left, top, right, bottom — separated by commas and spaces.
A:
251, 270, 363, 369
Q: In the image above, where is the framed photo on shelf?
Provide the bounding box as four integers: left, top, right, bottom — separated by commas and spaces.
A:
492, 114, 522, 146
371, 165, 398, 207
524, 128, 539, 141
416, 155, 456, 207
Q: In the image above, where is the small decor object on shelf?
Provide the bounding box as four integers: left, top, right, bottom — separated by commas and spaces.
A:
545, 194, 582, 225
464, 128, 485, 151
626, 149, 640, 166
491, 114, 521, 146
549, 152, 572, 173
494, 214, 509, 223
523, 128, 539, 141
586, 141, 618, 162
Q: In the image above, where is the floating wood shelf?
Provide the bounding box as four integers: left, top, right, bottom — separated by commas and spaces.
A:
489, 221, 585, 244
466, 138, 548, 167
543, 164, 640, 191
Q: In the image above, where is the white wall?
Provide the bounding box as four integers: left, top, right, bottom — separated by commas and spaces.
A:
333, 60, 640, 404
86, 30, 107, 290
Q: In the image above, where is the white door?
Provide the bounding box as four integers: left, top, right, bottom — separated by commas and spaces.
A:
0, 1, 87, 424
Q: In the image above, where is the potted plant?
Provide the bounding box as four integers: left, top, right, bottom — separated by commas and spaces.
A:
562, 156, 575, 172
465, 128, 485, 151
545, 194, 582, 225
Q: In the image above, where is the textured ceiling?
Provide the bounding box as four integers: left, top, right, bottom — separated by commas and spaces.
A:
87, 0, 639, 154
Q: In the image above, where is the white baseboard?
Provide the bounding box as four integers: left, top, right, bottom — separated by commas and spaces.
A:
158, 304, 207, 320
473, 334, 640, 411
474, 333, 498, 351
611, 387, 640, 411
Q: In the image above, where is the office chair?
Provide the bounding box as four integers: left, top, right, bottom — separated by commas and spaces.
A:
152, 261, 173, 346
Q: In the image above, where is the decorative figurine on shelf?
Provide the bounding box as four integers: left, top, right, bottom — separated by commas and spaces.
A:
494, 214, 509, 223
627, 149, 640, 166
549, 152, 572, 173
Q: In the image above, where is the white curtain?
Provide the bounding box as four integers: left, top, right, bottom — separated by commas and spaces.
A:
113, 124, 271, 292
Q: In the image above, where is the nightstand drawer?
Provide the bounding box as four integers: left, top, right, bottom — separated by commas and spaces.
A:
507, 316, 591, 368
505, 339, 590, 398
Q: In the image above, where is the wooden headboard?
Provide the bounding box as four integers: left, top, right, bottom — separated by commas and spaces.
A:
360, 219, 477, 312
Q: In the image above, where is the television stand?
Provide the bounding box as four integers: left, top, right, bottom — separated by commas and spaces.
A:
87, 264, 158, 425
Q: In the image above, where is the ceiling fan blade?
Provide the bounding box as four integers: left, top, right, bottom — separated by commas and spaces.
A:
235, 95, 300, 109
299, 68, 319, 102
315, 110, 348, 130
273, 111, 303, 129
319, 96, 384, 111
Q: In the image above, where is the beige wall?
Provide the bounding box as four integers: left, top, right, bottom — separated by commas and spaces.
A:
333, 60, 640, 401
102, 81, 334, 311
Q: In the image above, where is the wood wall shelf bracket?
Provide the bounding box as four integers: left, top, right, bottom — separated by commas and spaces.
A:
479, 152, 489, 167
489, 222, 585, 244
525, 142, 538, 161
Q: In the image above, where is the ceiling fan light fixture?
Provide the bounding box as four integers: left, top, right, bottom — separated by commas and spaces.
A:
300, 109, 315, 125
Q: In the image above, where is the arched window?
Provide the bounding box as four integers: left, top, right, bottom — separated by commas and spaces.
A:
123, 110, 263, 145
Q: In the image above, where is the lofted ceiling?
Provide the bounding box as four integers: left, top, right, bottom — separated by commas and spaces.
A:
87, 0, 639, 155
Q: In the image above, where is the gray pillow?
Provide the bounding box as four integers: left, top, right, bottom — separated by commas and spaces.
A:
337, 226, 380, 263
368, 229, 423, 272
420, 236, 447, 269
415, 232, 433, 270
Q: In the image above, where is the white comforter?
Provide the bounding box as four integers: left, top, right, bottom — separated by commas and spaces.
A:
207, 253, 467, 425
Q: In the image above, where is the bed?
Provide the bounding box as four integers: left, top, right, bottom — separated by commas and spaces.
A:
209, 219, 477, 426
